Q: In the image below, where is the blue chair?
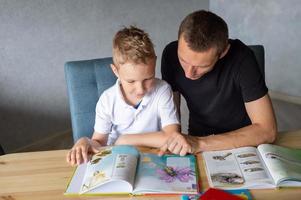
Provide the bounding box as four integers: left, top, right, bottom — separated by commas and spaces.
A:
248, 45, 265, 80
65, 57, 116, 142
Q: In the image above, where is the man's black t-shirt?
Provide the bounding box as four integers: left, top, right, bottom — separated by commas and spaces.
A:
161, 39, 268, 136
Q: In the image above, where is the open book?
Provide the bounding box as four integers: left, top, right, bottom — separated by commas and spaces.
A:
65, 145, 199, 195
203, 144, 301, 189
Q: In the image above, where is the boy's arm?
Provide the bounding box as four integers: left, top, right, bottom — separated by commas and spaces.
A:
91, 132, 108, 146
114, 123, 180, 148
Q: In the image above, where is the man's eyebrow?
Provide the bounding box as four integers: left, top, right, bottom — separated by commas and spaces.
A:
178, 55, 187, 63
179, 55, 213, 68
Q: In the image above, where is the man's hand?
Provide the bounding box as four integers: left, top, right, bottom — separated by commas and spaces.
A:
158, 132, 195, 156
185, 135, 201, 153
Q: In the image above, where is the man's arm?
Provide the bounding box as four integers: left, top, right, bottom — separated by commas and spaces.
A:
194, 94, 277, 152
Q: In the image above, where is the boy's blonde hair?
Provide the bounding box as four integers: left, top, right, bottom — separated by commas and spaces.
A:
113, 26, 156, 66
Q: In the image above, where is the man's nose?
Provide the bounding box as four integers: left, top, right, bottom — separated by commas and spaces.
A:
185, 65, 195, 78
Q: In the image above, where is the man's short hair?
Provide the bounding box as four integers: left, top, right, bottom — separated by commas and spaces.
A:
113, 26, 156, 65
178, 10, 229, 56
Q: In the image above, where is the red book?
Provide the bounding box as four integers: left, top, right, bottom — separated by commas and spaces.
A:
200, 188, 244, 200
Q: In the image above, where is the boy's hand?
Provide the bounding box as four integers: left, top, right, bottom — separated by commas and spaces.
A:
158, 132, 194, 156
66, 137, 101, 166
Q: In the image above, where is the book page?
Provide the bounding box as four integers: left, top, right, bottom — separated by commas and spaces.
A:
133, 153, 198, 194
111, 154, 137, 183
258, 144, 301, 187
203, 147, 274, 189
79, 145, 139, 194
65, 162, 88, 194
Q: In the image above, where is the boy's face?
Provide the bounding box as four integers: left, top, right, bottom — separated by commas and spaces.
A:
111, 58, 156, 103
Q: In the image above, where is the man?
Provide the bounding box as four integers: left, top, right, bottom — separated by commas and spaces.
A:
160, 10, 277, 155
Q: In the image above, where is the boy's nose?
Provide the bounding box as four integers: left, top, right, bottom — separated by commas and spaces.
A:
136, 83, 145, 95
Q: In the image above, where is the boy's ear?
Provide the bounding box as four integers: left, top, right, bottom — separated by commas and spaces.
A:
110, 64, 119, 78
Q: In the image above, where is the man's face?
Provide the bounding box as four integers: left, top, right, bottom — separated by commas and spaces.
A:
111, 58, 156, 102
177, 36, 219, 80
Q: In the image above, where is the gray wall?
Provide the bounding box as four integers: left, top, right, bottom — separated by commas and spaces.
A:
210, 0, 301, 97
0, 0, 209, 153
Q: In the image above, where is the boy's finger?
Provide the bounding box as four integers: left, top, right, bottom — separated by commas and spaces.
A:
66, 151, 71, 163
70, 150, 76, 166
76, 148, 82, 165
81, 146, 89, 163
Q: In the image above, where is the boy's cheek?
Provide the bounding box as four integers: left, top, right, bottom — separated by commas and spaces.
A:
147, 80, 155, 90
121, 83, 134, 92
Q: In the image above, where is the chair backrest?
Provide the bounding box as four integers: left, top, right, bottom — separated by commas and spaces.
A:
248, 45, 265, 80
65, 57, 116, 142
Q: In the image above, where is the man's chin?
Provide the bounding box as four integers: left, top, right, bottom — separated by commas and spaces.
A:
187, 76, 202, 80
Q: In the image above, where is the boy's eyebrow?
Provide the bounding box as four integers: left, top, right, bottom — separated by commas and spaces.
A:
125, 75, 155, 82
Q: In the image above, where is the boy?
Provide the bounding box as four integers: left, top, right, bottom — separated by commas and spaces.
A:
66, 26, 192, 166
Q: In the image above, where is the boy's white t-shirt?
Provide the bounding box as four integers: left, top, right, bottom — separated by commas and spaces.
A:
94, 78, 179, 145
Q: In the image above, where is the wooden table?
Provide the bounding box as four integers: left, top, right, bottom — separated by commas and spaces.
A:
1, 130, 301, 200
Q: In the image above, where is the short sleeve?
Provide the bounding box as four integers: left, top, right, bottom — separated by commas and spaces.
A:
161, 43, 178, 91
94, 94, 112, 134
238, 50, 268, 102
157, 84, 180, 128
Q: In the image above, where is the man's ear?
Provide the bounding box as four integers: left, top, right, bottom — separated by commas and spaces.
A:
110, 64, 119, 78
219, 43, 231, 59
154, 56, 157, 62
